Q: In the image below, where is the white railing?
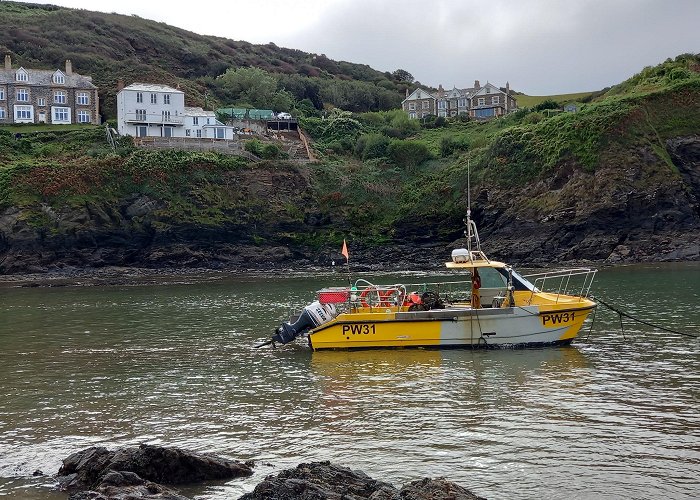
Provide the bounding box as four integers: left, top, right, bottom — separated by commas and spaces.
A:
523, 268, 597, 304
124, 112, 184, 124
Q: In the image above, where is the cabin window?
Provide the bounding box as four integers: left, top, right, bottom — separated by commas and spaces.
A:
150, 93, 157, 104
53, 72, 65, 84
192, 116, 199, 125
136, 92, 143, 103
16, 70, 28, 82
163, 94, 171, 105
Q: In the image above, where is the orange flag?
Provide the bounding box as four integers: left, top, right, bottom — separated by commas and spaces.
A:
341, 239, 349, 262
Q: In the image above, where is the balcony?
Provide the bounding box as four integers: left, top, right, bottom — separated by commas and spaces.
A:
123, 112, 183, 125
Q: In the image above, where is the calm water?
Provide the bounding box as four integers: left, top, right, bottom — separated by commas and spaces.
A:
0, 264, 698, 499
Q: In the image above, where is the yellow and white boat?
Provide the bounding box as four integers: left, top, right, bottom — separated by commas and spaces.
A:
268, 214, 597, 351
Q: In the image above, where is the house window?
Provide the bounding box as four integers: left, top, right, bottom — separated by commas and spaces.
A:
186, 129, 191, 137
150, 93, 157, 104
192, 116, 199, 125
16, 88, 29, 102
162, 110, 171, 121
53, 107, 70, 123
0, 108, 5, 119
76, 92, 89, 105
53, 72, 65, 84
458, 98, 466, 107
77, 110, 91, 123
0, 89, 4, 100
16, 70, 28, 82
163, 94, 171, 105
216, 128, 225, 139
206, 118, 210, 124
54, 91, 66, 104
37, 98, 46, 106
196, 129, 202, 138
136, 92, 143, 103
409, 112, 416, 119
422, 101, 430, 109
438, 101, 446, 109
492, 96, 500, 104
135, 109, 146, 121
478, 97, 485, 106
408, 102, 416, 111
15, 105, 33, 121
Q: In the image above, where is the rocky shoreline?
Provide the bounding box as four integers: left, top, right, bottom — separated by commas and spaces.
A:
52, 444, 485, 500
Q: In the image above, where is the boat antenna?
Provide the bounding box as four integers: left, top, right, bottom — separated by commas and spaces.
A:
464, 158, 483, 260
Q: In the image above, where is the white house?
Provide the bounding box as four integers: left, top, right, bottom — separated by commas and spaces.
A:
183, 107, 233, 140
116, 83, 234, 139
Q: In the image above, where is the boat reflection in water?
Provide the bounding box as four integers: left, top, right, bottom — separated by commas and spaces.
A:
308, 346, 592, 433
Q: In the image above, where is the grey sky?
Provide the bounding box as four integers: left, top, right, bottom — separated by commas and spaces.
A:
12, 0, 700, 94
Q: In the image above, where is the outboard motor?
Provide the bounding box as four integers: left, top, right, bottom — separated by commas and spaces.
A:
272, 301, 338, 345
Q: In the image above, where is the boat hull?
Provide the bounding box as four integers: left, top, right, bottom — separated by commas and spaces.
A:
307, 303, 595, 351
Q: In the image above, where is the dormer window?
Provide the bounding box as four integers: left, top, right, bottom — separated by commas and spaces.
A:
16, 69, 28, 82
52, 71, 65, 84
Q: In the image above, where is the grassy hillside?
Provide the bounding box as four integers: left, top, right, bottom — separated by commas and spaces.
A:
515, 91, 595, 108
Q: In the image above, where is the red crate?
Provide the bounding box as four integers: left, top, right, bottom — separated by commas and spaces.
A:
318, 289, 349, 304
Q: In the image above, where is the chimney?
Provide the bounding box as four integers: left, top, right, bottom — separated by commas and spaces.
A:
65, 59, 73, 76
474, 80, 480, 89
117, 79, 125, 91
437, 84, 445, 98
405, 88, 409, 98
506, 81, 510, 94
4, 54, 11, 70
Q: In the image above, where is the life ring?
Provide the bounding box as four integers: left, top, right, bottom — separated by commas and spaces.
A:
359, 287, 401, 308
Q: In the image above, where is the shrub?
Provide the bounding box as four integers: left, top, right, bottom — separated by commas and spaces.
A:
388, 140, 432, 170
261, 143, 281, 159
440, 136, 470, 157
355, 133, 389, 160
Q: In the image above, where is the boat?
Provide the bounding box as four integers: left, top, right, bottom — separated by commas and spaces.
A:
265, 211, 597, 351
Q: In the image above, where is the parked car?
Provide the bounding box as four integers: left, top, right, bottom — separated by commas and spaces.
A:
277, 112, 292, 120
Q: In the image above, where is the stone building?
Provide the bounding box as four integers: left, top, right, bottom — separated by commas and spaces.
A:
0, 55, 99, 125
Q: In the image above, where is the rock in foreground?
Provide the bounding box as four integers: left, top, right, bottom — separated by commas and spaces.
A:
240, 461, 485, 500
57, 444, 253, 497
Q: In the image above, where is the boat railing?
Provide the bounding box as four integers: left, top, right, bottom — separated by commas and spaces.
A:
318, 279, 475, 310
523, 268, 597, 304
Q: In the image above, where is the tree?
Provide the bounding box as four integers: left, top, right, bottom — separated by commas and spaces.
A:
216, 67, 277, 108
392, 69, 414, 83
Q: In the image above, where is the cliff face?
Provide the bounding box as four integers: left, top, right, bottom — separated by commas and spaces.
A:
1, 135, 698, 274
474, 135, 700, 265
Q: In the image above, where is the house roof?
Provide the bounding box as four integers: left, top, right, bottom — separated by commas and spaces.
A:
470, 82, 516, 102
217, 107, 275, 119
0, 66, 96, 89
184, 106, 215, 117
120, 83, 183, 94
402, 87, 436, 103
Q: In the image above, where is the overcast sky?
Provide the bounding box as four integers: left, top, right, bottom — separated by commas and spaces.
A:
13, 0, 700, 94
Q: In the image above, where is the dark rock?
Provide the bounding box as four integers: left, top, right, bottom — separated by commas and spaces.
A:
57, 444, 253, 494
400, 477, 486, 499
67, 470, 189, 500
239, 461, 398, 499
238, 461, 484, 500
32, 469, 44, 476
